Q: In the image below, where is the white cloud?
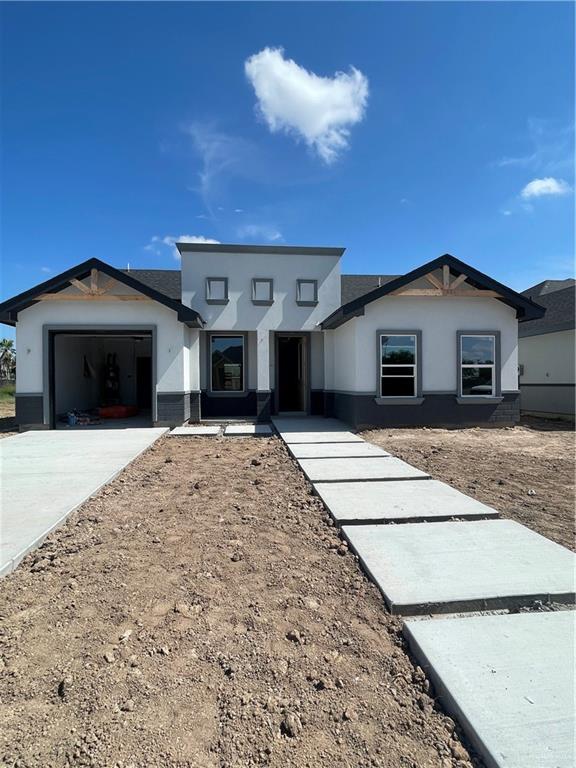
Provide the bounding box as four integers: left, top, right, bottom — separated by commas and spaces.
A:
237, 223, 283, 243
520, 177, 572, 199
500, 209, 512, 216
144, 234, 220, 259
40, 266, 52, 273
496, 119, 574, 174
245, 47, 368, 164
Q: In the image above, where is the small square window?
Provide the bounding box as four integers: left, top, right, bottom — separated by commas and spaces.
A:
296, 279, 318, 306
252, 278, 274, 305
206, 277, 228, 304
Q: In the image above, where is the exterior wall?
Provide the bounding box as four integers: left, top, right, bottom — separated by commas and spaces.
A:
519, 329, 575, 418
14, 290, 188, 427
181, 248, 341, 332
328, 295, 519, 427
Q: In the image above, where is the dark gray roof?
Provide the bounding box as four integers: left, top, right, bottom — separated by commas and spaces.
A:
341, 274, 399, 304
518, 284, 575, 337
176, 242, 345, 257
522, 278, 576, 300
121, 269, 181, 301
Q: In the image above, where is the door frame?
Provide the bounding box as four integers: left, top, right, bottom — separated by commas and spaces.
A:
274, 332, 311, 415
44, 325, 156, 428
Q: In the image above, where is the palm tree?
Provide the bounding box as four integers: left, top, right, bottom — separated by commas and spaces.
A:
0, 339, 16, 380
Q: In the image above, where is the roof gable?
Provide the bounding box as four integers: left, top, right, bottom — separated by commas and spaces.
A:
322, 254, 546, 329
0, 258, 203, 327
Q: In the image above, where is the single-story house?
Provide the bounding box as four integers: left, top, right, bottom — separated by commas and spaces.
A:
518, 279, 575, 420
0, 243, 545, 430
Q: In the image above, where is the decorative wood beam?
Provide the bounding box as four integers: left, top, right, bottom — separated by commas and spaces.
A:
69, 278, 91, 294
38, 293, 151, 302
90, 268, 98, 293
97, 276, 117, 295
425, 273, 444, 290
449, 273, 468, 290
442, 264, 450, 289
391, 288, 500, 298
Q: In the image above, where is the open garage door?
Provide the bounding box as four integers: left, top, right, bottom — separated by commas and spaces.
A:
48, 330, 154, 428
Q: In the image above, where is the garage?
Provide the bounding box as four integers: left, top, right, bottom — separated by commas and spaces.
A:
49, 330, 154, 428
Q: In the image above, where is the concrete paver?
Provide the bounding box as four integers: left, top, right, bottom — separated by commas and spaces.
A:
316, 479, 499, 524
300, 456, 429, 483
224, 424, 272, 436
404, 611, 576, 768
288, 442, 390, 459
343, 519, 576, 614
169, 426, 221, 436
0, 428, 167, 577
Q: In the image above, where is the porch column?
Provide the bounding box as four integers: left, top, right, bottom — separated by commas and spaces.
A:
188, 328, 201, 423
256, 328, 271, 422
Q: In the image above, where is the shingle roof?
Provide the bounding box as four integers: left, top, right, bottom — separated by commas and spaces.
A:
341, 274, 399, 304
522, 278, 576, 300
518, 284, 575, 337
121, 269, 181, 301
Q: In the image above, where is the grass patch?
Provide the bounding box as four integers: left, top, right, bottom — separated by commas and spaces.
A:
0, 383, 15, 402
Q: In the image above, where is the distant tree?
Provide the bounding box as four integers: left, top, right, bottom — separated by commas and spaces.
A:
0, 339, 16, 380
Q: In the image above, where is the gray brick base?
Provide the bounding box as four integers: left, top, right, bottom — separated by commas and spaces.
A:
256, 392, 272, 422
156, 392, 190, 426
189, 391, 201, 423
15, 394, 45, 429
329, 391, 520, 429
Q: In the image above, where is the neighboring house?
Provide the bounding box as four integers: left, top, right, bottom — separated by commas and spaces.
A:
518, 279, 575, 420
0, 244, 544, 430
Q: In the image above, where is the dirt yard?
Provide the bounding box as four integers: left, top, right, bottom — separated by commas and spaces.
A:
363, 419, 575, 551
0, 434, 476, 768
0, 390, 16, 437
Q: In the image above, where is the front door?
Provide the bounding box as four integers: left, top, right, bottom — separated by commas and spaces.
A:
277, 335, 307, 413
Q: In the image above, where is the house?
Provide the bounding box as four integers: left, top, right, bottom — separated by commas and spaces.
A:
0, 244, 544, 430
518, 279, 575, 420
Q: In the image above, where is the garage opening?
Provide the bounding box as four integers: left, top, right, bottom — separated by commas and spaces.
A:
49, 330, 153, 428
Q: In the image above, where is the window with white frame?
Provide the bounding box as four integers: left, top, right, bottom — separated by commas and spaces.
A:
252, 278, 274, 305
379, 334, 417, 397
205, 277, 228, 304
296, 279, 318, 305
210, 335, 244, 392
460, 334, 495, 396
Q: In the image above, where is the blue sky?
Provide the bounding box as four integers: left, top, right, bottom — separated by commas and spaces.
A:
1, 1, 574, 325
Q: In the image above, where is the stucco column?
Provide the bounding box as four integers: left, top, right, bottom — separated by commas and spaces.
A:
188, 327, 201, 422
256, 328, 271, 421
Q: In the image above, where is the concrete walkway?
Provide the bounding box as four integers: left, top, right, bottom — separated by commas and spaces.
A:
271, 415, 576, 768
0, 428, 166, 577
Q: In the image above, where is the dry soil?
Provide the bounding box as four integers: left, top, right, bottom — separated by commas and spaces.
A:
363, 419, 575, 550
0, 434, 476, 768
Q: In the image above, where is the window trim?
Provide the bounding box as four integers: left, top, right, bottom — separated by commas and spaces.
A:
251, 278, 274, 306
296, 279, 318, 306
208, 332, 247, 396
375, 330, 422, 401
457, 330, 501, 399
205, 277, 229, 305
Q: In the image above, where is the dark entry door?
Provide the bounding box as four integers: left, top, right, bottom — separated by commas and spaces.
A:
136, 357, 152, 409
277, 336, 307, 413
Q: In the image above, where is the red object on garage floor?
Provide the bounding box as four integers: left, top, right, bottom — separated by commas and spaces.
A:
99, 405, 139, 419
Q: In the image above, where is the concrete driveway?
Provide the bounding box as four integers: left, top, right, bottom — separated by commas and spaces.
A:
0, 428, 166, 577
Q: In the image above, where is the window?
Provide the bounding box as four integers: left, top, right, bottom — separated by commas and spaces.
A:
252, 278, 274, 305
460, 334, 495, 396
296, 279, 318, 306
211, 335, 244, 392
206, 277, 228, 304
380, 334, 417, 397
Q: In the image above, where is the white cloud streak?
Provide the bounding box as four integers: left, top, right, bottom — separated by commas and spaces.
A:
144, 234, 220, 260
237, 223, 283, 243
245, 47, 368, 164
520, 177, 572, 199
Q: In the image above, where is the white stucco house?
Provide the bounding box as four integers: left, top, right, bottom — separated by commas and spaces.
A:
518, 279, 575, 419
0, 243, 545, 430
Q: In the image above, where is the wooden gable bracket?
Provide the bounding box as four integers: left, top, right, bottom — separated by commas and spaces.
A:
392, 266, 501, 298
38, 269, 151, 301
